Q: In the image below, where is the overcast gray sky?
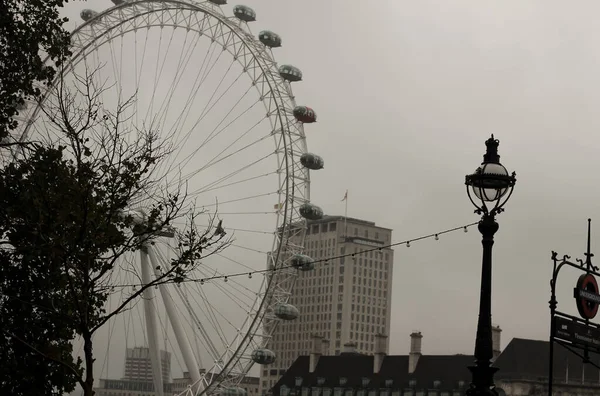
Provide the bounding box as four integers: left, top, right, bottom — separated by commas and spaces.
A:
58, 0, 600, 381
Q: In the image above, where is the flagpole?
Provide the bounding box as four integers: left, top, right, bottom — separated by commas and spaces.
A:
344, 190, 348, 239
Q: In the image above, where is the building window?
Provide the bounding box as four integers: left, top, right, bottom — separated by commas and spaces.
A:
330, 223, 337, 232
295, 377, 303, 387
457, 381, 465, 389
281, 386, 290, 396
433, 380, 441, 388
408, 380, 417, 387
385, 380, 393, 387
323, 389, 332, 396
339, 378, 347, 386
361, 377, 370, 386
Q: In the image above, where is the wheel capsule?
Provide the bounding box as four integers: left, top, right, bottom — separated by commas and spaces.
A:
274, 303, 299, 320
293, 106, 317, 123
259, 30, 282, 48
291, 254, 315, 271
299, 203, 323, 220
300, 153, 324, 170
233, 5, 256, 22
279, 65, 302, 82
252, 348, 277, 365
80, 9, 98, 21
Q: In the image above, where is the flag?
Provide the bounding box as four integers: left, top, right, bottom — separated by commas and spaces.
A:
341, 190, 348, 202
274, 203, 283, 210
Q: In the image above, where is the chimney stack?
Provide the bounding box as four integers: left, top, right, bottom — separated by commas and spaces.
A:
342, 342, 358, 354
409, 331, 422, 374
374, 334, 388, 374
321, 338, 330, 356
309, 334, 324, 373
492, 325, 502, 361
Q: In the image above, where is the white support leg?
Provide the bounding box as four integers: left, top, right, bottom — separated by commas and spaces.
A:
148, 245, 204, 395
140, 247, 165, 396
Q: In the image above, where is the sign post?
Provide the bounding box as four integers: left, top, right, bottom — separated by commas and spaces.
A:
549, 219, 600, 396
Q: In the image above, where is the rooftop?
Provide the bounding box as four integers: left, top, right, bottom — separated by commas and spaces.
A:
307, 215, 392, 231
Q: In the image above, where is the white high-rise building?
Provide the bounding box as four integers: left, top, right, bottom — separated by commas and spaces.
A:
123, 346, 171, 385
93, 347, 172, 396
259, 216, 394, 394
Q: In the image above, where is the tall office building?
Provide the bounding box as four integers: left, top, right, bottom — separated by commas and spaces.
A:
123, 346, 172, 385
260, 216, 394, 394
94, 347, 173, 396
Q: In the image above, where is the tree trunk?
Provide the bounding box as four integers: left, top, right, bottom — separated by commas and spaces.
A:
83, 330, 95, 396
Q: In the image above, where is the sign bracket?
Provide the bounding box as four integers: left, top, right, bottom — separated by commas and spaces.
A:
549, 219, 600, 396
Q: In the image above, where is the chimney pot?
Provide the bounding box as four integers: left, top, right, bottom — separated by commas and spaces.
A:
321, 339, 330, 356
409, 331, 422, 374
309, 334, 324, 373
492, 325, 502, 361
374, 334, 388, 374
342, 342, 358, 354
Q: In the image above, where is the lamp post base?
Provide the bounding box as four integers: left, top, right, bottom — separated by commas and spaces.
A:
465, 365, 499, 396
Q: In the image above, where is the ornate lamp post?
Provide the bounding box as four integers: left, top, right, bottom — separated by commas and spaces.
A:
464, 135, 516, 396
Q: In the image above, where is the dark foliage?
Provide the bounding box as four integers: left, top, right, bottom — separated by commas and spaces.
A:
0, 0, 73, 142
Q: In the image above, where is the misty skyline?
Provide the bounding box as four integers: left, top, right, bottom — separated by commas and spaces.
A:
54, 0, 600, 390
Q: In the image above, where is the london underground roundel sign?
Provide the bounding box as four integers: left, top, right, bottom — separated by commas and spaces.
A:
574, 273, 600, 320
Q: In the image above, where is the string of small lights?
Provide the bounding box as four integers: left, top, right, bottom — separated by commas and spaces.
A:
118, 220, 479, 288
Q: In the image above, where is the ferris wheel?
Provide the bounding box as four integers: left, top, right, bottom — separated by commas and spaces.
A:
8, 0, 326, 395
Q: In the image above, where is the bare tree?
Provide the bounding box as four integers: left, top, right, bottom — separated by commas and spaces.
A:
0, 64, 231, 396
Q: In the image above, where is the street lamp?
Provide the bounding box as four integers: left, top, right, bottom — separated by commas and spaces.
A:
464, 135, 516, 396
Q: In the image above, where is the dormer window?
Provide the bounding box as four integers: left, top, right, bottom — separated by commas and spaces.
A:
295, 377, 303, 387
385, 380, 393, 387
409, 380, 417, 388
433, 380, 441, 388
361, 377, 370, 387
317, 378, 325, 386
458, 381, 465, 389
281, 386, 290, 396
339, 378, 347, 386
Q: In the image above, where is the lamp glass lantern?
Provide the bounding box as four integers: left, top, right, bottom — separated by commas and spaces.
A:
465, 135, 516, 215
